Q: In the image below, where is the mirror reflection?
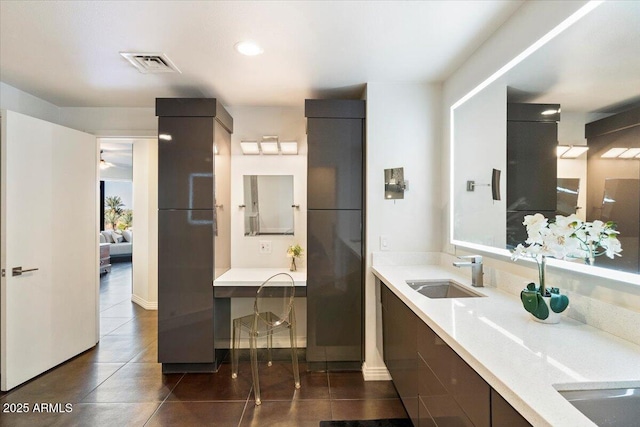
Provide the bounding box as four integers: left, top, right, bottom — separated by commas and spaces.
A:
243, 175, 294, 236
452, 1, 640, 274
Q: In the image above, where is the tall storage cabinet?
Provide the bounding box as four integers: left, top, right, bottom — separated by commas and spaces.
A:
506, 103, 559, 248
305, 99, 365, 368
156, 98, 232, 373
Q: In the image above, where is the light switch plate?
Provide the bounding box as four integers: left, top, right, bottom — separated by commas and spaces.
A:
259, 240, 272, 254
380, 236, 389, 251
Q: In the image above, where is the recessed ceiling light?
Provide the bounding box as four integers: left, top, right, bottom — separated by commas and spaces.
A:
235, 41, 264, 56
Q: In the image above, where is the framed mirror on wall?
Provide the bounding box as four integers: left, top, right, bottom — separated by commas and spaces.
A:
243, 175, 294, 236
451, 0, 640, 281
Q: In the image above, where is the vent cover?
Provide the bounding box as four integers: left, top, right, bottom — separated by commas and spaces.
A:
120, 52, 181, 74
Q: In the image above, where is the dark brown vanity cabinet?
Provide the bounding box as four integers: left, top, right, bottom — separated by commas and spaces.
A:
381, 284, 419, 425
380, 281, 531, 427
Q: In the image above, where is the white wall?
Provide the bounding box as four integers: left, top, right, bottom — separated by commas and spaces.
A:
131, 139, 159, 309
0, 82, 60, 124
443, 1, 640, 317
363, 82, 442, 378
228, 106, 307, 269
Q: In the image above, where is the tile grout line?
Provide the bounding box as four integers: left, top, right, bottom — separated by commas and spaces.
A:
141, 372, 186, 427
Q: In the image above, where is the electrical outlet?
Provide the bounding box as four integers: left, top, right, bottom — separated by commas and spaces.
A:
380, 236, 389, 251
259, 240, 272, 254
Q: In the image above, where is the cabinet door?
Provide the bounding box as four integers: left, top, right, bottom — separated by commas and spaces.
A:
418, 321, 490, 427
381, 283, 419, 425
506, 121, 557, 211
158, 116, 214, 210
491, 389, 531, 427
158, 209, 214, 363
307, 210, 362, 362
307, 118, 363, 210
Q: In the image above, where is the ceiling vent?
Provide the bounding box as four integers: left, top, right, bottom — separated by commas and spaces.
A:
120, 52, 181, 74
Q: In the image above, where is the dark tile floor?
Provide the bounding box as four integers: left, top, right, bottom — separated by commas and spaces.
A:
0, 262, 408, 426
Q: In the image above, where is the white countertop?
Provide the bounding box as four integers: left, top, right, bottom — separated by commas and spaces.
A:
214, 268, 306, 287
372, 264, 640, 427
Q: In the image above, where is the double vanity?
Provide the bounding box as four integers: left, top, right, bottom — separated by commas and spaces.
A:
373, 255, 640, 426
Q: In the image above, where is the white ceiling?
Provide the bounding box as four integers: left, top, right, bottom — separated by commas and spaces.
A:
0, 0, 523, 108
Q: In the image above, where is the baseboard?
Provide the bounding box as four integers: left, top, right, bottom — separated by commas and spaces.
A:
131, 294, 158, 310
362, 362, 392, 381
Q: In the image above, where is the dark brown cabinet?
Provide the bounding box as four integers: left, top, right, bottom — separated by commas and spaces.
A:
506, 103, 559, 248
306, 99, 365, 368
156, 98, 232, 373
380, 280, 530, 427
491, 389, 531, 427
381, 284, 419, 425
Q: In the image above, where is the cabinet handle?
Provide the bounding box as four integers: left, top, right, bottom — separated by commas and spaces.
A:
12, 266, 39, 276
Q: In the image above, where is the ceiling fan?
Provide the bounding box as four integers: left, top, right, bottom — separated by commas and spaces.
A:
99, 150, 115, 170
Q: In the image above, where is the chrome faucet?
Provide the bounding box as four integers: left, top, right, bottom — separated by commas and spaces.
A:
453, 255, 484, 287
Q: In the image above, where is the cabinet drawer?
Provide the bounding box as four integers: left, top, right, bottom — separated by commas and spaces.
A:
100, 258, 110, 266
418, 321, 490, 427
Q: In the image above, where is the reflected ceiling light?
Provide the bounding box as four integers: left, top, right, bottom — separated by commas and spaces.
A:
541, 108, 561, 115
558, 146, 588, 158
235, 41, 263, 56
618, 148, 640, 158
280, 142, 298, 155
214, 145, 219, 155
601, 148, 631, 158
599, 147, 640, 159
158, 134, 172, 141
240, 141, 260, 155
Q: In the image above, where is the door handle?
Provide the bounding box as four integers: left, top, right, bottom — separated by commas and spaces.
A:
12, 266, 39, 276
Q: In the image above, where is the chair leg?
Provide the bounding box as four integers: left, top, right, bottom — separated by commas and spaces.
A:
232, 319, 240, 379
267, 312, 273, 367
250, 331, 261, 405
289, 308, 301, 389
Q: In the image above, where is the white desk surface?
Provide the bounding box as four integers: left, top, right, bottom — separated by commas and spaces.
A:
214, 268, 306, 287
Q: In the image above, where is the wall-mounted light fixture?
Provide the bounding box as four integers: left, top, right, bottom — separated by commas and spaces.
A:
240, 141, 260, 155
601, 147, 640, 159
239, 136, 298, 155
556, 145, 588, 158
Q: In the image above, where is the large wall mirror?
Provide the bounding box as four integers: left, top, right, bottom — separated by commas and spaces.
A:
451, 1, 640, 281
243, 175, 294, 236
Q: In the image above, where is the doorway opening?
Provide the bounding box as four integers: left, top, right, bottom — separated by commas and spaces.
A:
99, 140, 134, 304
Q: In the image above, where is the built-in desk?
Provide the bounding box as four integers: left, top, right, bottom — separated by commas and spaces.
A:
213, 268, 306, 297
212, 268, 307, 353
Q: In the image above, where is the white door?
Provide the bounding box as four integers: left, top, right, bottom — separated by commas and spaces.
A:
1, 110, 98, 391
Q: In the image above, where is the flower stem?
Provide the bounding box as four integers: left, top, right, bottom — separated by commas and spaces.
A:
538, 256, 546, 296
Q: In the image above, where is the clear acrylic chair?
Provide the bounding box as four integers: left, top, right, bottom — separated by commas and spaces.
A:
231, 272, 301, 405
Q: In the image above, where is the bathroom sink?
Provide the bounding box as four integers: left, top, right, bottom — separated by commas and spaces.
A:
406, 280, 485, 299
558, 387, 640, 426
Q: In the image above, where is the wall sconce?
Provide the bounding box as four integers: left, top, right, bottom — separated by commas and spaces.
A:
240, 136, 298, 155
240, 141, 260, 155
557, 145, 588, 158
